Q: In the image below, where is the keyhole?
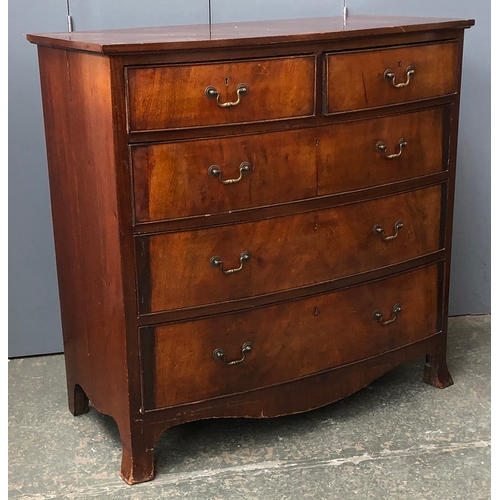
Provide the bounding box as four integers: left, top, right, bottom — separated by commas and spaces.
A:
314, 222, 318, 230
313, 307, 319, 316
224, 77, 229, 86
398, 61, 402, 68
315, 139, 319, 147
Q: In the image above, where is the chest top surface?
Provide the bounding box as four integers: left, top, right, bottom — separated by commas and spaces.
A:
26, 15, 474, 54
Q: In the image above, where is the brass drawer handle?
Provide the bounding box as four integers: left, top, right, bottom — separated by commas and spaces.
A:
208, 162, 253, 185
376, 138, 407, 159
205, 83, 249, 107
213, 342, 254, 365
373, 220, 403, 241
210, 251, 251, 275
384, 65, 415, 88
372, 303, 402, 325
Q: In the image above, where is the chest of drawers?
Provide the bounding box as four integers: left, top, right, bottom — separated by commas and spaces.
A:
28, 15, 474, 484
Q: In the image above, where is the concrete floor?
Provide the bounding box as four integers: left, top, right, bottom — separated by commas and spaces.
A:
9, 315, 490, 499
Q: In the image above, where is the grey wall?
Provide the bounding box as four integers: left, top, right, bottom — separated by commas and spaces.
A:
351, 0, 492, 331
68, 0, 208, 30
9, 0, 67, 358
8, 1, 490, 358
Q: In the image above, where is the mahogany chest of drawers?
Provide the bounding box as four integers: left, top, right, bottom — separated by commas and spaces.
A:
28, 15, 474, 484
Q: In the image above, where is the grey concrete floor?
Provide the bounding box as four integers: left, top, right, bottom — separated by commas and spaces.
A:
9, 315, 490, 499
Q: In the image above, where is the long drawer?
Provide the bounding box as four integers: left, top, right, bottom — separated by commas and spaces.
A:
325, 42, 459, 113
136, 184, 443, 313
126, 55, 316, 132
140, 263, 441, 409
131, 107, 447, 223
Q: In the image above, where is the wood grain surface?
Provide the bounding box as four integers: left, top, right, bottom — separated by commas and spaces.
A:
326, 42, 459, 113
147, 264, 440, 408
131, 106, 447, 222
26, 16, 474, 54
126, 56, 316, 131
138, 185, 443, 313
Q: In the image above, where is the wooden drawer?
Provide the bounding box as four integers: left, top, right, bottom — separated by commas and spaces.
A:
126, 56, 316, 132
132, 107, 446, 223
137, 185, 443, 313
141, 263, 441, 409
325, 42, 459, 113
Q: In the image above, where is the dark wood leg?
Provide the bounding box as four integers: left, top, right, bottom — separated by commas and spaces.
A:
423, 353, 454, 389
69, 383, 90, 416
119, 426, 156, 485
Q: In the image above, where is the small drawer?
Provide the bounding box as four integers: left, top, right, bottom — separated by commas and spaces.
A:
140, 263, 441, 409
325, 42, 459, 113
317, 106, 448, 194
126, 56, 316, 132
131, 130, 317, 223
136, 185, 443, 313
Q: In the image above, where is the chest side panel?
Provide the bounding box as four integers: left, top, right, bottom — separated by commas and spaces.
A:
37, 46, 131, 422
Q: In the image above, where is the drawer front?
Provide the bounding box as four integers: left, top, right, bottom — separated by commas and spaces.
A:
137, 185, 442, 313
325, 42, 459, 113
131, 130, 317, 223
131, 107, 447, 223
126, 56, 316, 132
317, 106, 447, 194
142, 264, 441, 409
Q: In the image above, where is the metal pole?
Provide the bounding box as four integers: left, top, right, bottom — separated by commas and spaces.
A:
66, 0, 73, 32
208, 0, 212, 37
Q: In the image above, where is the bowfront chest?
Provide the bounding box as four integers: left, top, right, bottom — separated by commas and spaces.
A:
28, 15, 474, 484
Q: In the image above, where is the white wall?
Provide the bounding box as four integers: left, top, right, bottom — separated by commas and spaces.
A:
8, 1, 490, 357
